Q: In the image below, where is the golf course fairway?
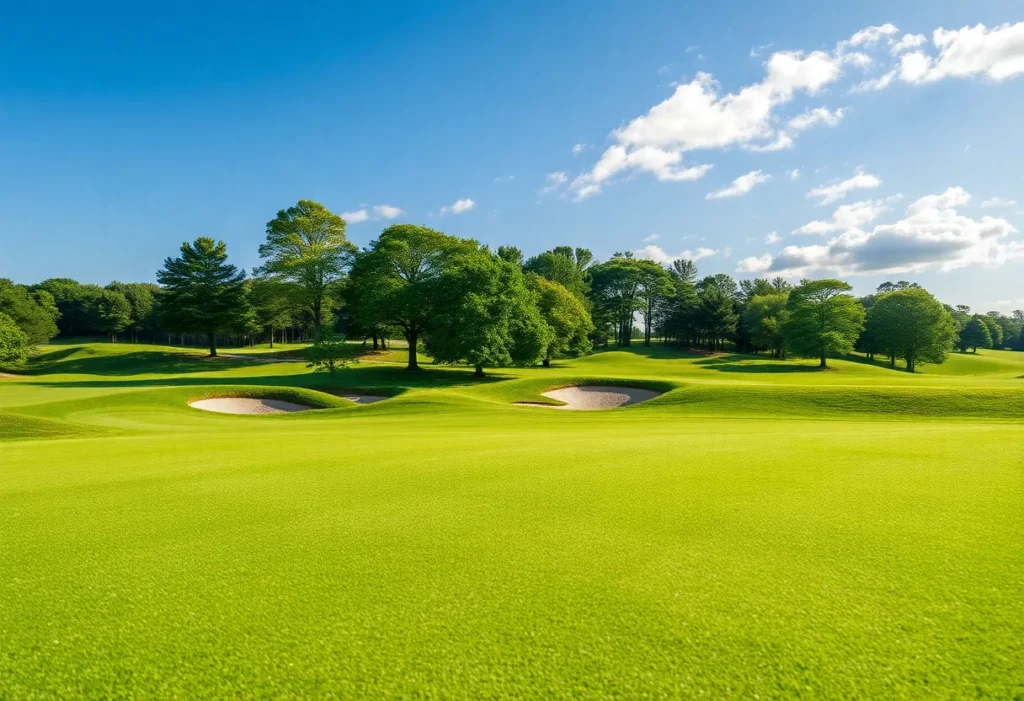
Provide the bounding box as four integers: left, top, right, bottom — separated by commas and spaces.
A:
2, 342, 1022, 698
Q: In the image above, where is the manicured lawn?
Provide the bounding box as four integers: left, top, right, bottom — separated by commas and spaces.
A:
2, 343, 1022, 698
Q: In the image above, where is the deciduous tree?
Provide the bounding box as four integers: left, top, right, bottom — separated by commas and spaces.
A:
865, 288, 958, 372
426, 247, 548, 376
258, 200, 355, 339
0, 312, 30, 366
527, 274, 593, 366
784, 279, 865, 369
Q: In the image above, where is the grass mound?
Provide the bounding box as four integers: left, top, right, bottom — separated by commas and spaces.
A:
0, 412, 111, 441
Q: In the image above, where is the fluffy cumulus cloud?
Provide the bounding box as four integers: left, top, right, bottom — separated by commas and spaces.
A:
571, 143, 587, 156
794, 195, 902, 234
788, 168, 801, 180
890, 33, 927, 54
765, 231, 781, 244
706, 170, 771, 200
570, 47, 845, 199
439, 198, 475, 216
853, 22, 1024, 91
566, 20, 1024, 200
806, 169, 882, 205
736, 186, 1022, 276
635, 245, 717, 265
643, 233, 661, 243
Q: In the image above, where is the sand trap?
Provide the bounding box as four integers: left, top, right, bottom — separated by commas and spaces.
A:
189, 398, 311, 414
520, 385, 662, 410
337, 394, 388, 405
0, 372, 21, 379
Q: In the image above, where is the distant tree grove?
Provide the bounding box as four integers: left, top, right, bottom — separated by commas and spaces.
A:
3, 203, 1023, 373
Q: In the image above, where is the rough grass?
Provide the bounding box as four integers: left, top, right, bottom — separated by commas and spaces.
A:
1, 341, 1022, 698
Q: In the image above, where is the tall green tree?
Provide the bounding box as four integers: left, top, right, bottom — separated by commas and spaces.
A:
743, 292, 790, 358
497, 245, 524, 266
34, 278, 103, 337
156, 237, 247, 357
426, 247, 548, 376
784, 279, 865, 369
258, 200, 355, 339
979, 314, 1004, 349
348, 224, 472, 370
96, 289, 132, 342
959, 316, 993, 353
589, 257, 643, 346
636, 261, 674, 346
865, 288, 958, 372
248, 275, 296, 348
527, 274, 594, 367
0, 279, 59, 344
107, 282, 158, 342
0, 312, 31, 366
524, 250, 589, 301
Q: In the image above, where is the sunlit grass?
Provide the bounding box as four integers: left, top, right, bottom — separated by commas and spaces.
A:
1, 341, 1022, 697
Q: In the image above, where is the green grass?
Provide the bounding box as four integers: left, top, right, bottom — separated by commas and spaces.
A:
2, 342, 1023, 698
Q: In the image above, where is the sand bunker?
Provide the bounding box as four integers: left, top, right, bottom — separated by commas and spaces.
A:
189, 398, 311, 414
0, 372, 21, 379
337, 394, 388, 405
520, 385, 662, 410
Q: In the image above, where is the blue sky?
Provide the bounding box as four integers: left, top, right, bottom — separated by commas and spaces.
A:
1, 1, 1022, 312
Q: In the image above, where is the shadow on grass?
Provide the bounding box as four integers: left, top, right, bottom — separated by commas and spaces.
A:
693, 355, 824, 374
29, 364, 513, 392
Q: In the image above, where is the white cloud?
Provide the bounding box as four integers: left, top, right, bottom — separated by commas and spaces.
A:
493, 175, 515, 183
541, 171, 569, 195
845, 24, 900, 48
765, 231, 781, 244
788, 168, 801, 180
439, 198, 475, 216
634, 245, 717, 265
745, 187, 1022, 276
372, 204, 404, 219
788, 106, 845, 131
570, 143, 587, 156
342, 209, 370, 224
750, 43, 774, 58
982, 196, 1017, 208
806, 169, 882, 205
643, 233, 661, 243
737, 254, 774, 273
850, 69, 898, 92
899, 23, 1024, 84
795, 196, 901, 235
890, 33, 927, 54
570, 47, 841, 198
706, 170, 771, 200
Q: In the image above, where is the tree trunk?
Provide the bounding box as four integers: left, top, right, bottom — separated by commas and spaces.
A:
542, 356, 551, 368
372, 333, 379, 350
209, 333, 218, 358
819, 354, 827, 369
474, 364, 484, 377
406, 331, 419, 371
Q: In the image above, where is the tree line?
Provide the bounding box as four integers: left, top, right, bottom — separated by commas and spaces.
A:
3, 199, 1023, 372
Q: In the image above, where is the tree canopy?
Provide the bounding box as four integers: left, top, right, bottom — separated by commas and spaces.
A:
258, 200, 355, 338
156, 237, 247, 357
527, 274, 594, 366
426, 247, 548, 376
865, 288, 958, 372
785, 279, 865, 368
